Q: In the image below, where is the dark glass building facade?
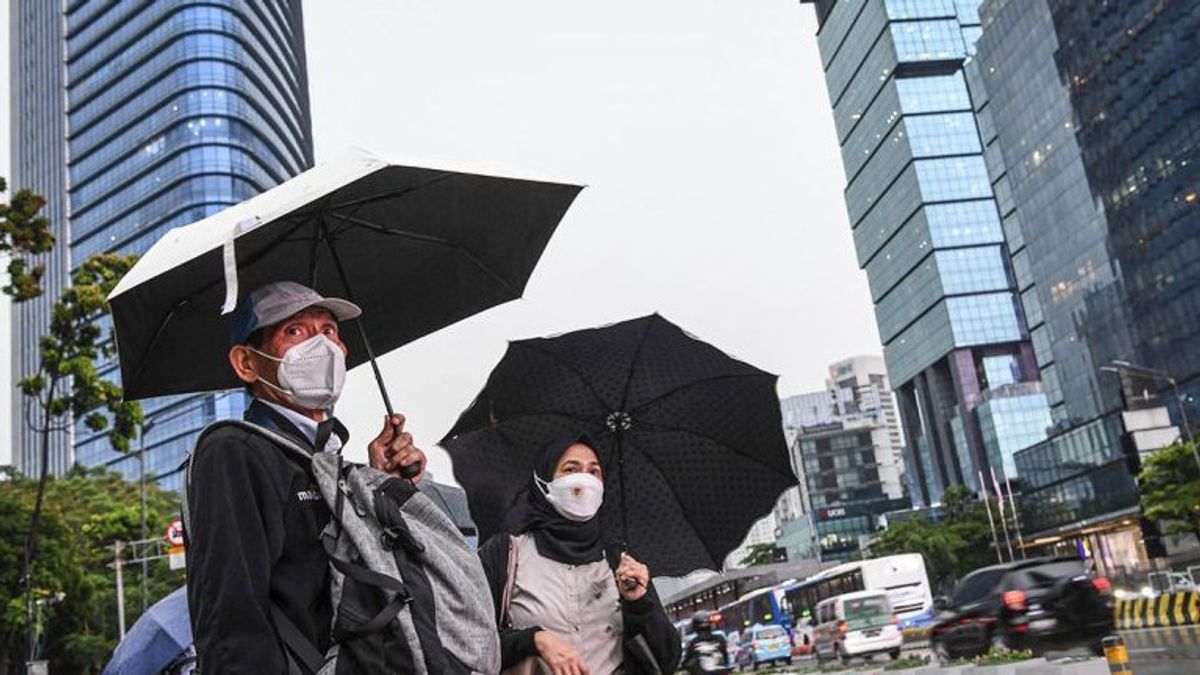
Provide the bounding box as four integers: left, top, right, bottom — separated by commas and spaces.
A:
10, 1, 314, 488
976, 0, 1198, 566
804, 0, 1051, 507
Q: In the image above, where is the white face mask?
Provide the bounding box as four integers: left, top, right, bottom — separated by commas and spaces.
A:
250, 334, 346, 411
535, 472, 605, 522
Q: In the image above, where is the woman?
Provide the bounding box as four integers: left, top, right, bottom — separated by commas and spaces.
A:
478, 435, 681, 675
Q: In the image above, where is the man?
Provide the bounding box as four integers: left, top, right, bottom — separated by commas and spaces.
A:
185, 281, 426, 673
683, 612, 732, 675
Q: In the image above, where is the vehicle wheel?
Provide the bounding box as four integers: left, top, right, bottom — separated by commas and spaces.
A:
989, 628, 1009, 654
889, 648, 901, 660
932, 638, 952, 665
837, 644, 851, 665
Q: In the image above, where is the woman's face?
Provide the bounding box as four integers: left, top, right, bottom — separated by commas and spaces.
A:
553, 443, 604, 482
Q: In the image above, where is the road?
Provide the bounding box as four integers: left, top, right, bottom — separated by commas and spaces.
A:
1119, 625, 1200, 674
763, 626, 1200, 674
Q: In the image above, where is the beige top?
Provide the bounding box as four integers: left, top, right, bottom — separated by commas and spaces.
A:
508, 533, 625, 675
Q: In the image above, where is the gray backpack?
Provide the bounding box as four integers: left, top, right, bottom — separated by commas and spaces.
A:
183, 420, 500, 675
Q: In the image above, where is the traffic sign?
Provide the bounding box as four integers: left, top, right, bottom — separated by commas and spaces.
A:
165, 518, 185, 546
168, 545, 187, 570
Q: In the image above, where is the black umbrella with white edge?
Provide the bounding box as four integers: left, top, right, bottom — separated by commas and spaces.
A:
107, 147, 583, 421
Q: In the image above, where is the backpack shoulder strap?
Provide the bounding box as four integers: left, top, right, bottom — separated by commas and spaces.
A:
500, 534, 520, 628
180, 419, 313, 535
270, 604, 325, 675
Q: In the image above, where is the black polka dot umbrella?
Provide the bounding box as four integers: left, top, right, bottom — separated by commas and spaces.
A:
440, 314, 796, 577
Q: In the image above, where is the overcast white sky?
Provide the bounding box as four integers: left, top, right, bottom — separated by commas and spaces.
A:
1, 1, 882, 476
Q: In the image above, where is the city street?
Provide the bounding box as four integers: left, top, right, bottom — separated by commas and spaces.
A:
761, 627, 1200, 675
1119, 625, 1200, 674
5, 0, 1200, 672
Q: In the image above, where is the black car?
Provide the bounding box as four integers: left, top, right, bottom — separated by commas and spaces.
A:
931, 557, 1114, 659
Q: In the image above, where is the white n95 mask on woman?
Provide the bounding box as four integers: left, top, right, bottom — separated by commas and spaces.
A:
535, 472, 605, 522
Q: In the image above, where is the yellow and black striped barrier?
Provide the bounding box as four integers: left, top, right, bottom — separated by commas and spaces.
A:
1114, 591, 1200, 629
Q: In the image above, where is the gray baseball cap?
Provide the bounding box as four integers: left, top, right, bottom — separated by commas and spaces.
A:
230, 281, 361, 344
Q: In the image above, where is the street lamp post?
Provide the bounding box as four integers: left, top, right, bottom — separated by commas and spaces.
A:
1101, 361, 1200, 475
137, 417, 159, 614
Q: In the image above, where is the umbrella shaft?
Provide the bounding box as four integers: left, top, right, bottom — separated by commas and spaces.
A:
617, 433, 628, 545
323, 223, 395, 416
323, 224, 423, 482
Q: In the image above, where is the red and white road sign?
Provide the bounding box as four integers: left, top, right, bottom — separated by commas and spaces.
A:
165, 518, 185, 546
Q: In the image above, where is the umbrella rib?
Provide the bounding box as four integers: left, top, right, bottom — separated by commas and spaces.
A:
327, 172, 456, 211
326, 211, 458, 246
169, 214, 317, 305
617, 317, 657, 411
635, 419, 795, 479
125, 210, 326, 393
630, 373, 774, 415
126, 298, 187, 395
518, 343, 616, 411
325, 211, 522, 299
443, 409, 599, 445
615, 435, 724, 571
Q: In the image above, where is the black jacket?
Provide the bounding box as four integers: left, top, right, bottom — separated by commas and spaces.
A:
185, 401, 347, 674
478, 534, 681, 675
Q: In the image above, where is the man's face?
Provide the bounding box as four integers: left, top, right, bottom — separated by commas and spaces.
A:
259, 307, 347, 360
228, 307, 349, 414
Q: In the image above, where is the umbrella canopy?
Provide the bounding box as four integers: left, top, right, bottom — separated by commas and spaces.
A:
109, 148, 582, 401
103, 585, 193, 675
440, 314, 796, 577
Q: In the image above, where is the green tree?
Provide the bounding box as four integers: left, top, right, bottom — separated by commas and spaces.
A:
15, 253, 144, 665
738, 543, 779, 567
872, 485, 1010, 591
872, 515, 965, 588
0, 177, 56, 300
940, 485, 1004, 578
2, 180, 144, 664
1138, 441, 1200, 541
0, 468, 182, 674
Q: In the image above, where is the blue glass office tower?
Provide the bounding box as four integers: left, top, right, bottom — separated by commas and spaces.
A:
10, 1, 313, 488
975, 0, 1199, 565
9, 0, 74, 476
802, 0, 1051, 506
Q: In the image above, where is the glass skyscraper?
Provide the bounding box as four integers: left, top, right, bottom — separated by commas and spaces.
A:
10, 0, 73, 476
10, 1, 314, 488
803, 0, 1050, 506
975, 0, 1198, 564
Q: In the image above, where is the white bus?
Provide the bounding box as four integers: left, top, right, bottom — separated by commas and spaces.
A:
782, 554, 933, 629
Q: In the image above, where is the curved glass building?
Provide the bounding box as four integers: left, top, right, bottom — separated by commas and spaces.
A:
10, 1, 314, 487
802, 0, 1051, 506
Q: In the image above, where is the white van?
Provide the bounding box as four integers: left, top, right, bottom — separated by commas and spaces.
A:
811, 590, 903, 664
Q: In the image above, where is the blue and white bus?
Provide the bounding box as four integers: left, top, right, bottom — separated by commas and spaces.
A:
782, 554, 933, 629
719, 585, 792, 633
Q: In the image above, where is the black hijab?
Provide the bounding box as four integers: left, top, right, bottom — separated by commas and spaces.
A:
511, 433, 606, 565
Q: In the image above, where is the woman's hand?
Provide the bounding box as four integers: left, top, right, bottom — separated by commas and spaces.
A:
615, 552, 650, 602
534, 630, 590, 675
